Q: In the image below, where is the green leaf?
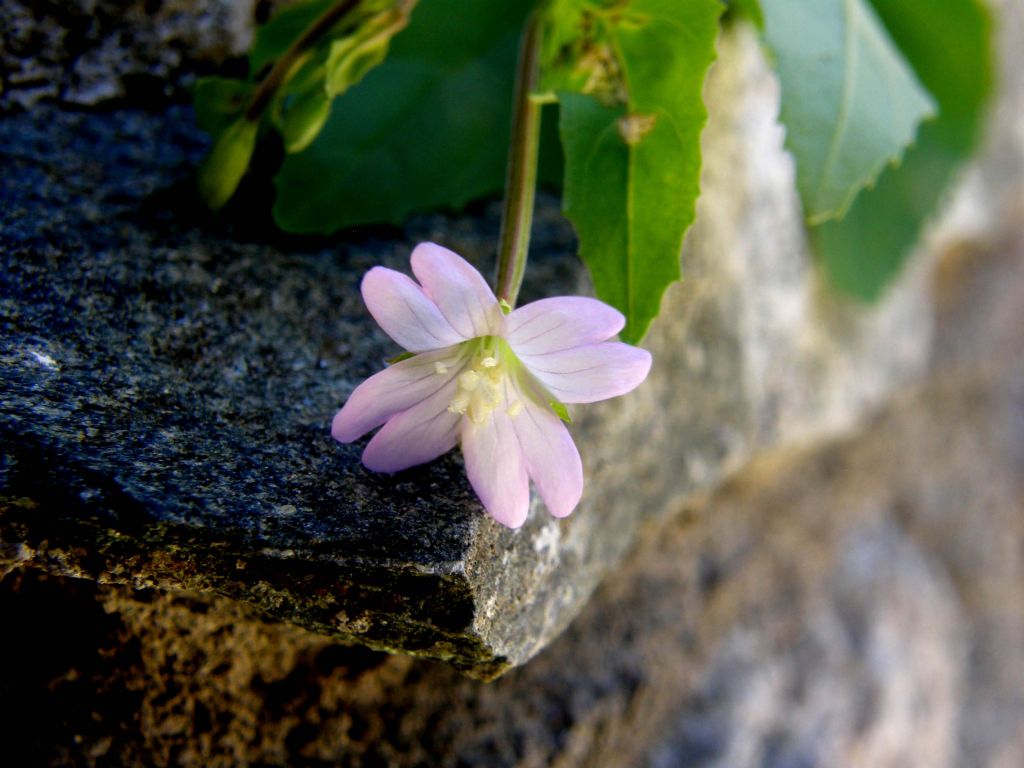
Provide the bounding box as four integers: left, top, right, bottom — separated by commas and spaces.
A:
323, 3, 408, 98
761, 0, 936, 224
280, 88, 333, 153
539, 0, 623, 100
193, 77, 253, 136
250, 0, 336, 75
272, 0, 531, 233
812, 0, 993, 299
540, 0, 593, 63
727, 0, 764, 28
537, 103, 565, 191
559, 0, 721, 344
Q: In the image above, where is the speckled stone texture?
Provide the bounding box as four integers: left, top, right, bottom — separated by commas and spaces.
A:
0, 103, 536, 678
3, 231, 1024, 766
0, 0, 264, 110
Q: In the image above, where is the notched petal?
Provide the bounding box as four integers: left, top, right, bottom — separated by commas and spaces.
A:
331, 347, 464, 443
511, 387, 583, 519
507, 296, 625, 356
518, 343, 652, 404
461, 405, 530, 529
410, 242, 503, 339
361, 266, 465, 351
361, 377, 462, 473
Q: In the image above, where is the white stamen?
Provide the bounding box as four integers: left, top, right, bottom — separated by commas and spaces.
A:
448, 390, 471, 415
457, 370, 480, 391
478, 378, 500, 407
446, 344, 511, 425
434, 362, 448, 375
468, 395, 490, 424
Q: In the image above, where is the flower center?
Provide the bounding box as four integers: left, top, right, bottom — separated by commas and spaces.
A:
446, 338, 519, 425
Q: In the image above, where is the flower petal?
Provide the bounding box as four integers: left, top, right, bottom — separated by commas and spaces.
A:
518, 343, 652, 404
507, 297, 625, 356
460, 402, 530, 529
332, 347, 464, 443
361, 266, 465, 352
410, 242, 503, 339
509, 388, 583, 518
361, 377, 461, 472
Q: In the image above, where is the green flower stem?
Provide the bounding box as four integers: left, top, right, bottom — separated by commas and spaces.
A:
494, 10, 544, 308
245, 0, 365, 121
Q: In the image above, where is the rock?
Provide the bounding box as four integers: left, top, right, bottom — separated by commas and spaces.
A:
0, 13, 999, 678
0, 0, 264, 110
4, 227, 1023, 764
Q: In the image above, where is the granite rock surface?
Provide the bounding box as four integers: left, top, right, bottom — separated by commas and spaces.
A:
1, 0, 263, 110
3, 229, 1023, 766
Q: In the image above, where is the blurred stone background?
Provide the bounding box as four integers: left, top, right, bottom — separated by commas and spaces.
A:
2, 0, 1023, 765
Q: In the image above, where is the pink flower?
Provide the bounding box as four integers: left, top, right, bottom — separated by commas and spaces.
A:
332, 242, 652, 529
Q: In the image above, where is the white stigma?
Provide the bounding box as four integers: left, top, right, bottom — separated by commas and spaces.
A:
458, 370, 480, 391
448, 347, 506, 424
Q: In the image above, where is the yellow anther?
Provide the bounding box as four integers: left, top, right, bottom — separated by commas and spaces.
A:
448, 390, 471, 415
506, 400, 523, 418
434, 362, 448, 375
457, 370, 480, 391
446, 339, 515, 425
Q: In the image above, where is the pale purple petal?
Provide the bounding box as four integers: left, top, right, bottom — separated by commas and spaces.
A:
361, 377, 461, 472
509, 387, 583, 518
507, 297, 625, 356
361, 266, 466, 351
460, 404, 530, 529
519, 343, 652, 404
332, 347, 464, 443
410, 242, 503, 339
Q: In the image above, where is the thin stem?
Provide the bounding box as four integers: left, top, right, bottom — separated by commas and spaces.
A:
245, 0, 364, 121
494, 11, 544, 308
